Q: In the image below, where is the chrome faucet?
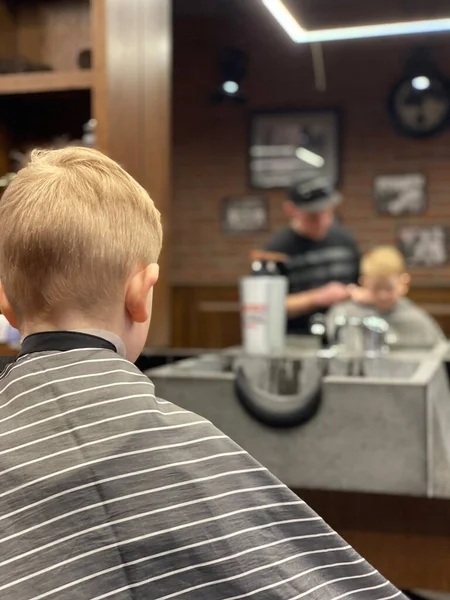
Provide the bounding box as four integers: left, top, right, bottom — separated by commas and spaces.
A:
330, 314, 391, 376
334, 315, 363, 355
310, 313, 327, 347
361, 315, 391, 357
310, 313, 335, 375
333, 314, 390, 356
310, 313, 391, 377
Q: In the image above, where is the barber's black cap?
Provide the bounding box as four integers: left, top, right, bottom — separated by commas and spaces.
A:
290, 178, 342, 213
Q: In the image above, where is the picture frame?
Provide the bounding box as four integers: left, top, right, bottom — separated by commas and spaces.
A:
397, 224, 450, 267
222, 195, 269, 234
248, 109, 341, 190
373, 173, 427, 216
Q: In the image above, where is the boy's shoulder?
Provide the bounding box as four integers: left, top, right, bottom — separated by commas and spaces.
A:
391, 298, 445, 344
395, 297, 433, 319
394, 297, 442, 326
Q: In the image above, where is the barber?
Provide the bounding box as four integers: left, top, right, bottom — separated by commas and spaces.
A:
265, 178, 360, 334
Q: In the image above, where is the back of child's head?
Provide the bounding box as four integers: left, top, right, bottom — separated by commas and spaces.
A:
0, 147, 162, 326
360, 246, 406, 279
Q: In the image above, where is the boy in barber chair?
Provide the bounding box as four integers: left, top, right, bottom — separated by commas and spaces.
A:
328, 246, 445, 349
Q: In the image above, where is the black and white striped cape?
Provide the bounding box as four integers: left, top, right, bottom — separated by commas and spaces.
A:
0, 332, 404, 600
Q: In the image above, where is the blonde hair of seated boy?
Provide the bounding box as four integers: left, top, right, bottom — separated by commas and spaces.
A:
0, 147, 163, 362
360, 245, 410, 313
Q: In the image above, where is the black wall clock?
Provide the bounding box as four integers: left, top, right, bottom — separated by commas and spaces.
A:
388, 74, 450, 139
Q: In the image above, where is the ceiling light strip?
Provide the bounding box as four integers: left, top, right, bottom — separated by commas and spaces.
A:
261, 0, 305, 41
300, 19, 450, 44
261, 1, 450, 43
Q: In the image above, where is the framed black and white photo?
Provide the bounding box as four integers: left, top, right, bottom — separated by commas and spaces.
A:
373, 173, 427, 216
397, 224, 450, 267
249, 110, 340, 190
222, 195, 268, 234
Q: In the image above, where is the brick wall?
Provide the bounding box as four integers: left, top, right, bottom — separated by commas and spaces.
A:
171, 3, 450, 284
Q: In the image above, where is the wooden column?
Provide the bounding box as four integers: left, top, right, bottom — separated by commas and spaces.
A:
92, 0, 172, 347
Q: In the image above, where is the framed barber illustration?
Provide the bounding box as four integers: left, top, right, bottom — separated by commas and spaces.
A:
248, 109, 341, 190
397, 224, 450, 267
373, 173, 427, 216
222, 195, 269, 234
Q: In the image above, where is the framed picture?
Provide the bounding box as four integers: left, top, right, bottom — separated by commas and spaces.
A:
373, 173, 427, 216
397, 224, 450, 267
248, 109, 340, 190
222, 195, 268, 234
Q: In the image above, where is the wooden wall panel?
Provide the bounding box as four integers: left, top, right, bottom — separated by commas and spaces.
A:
0, 3, 16, 59
92, 0, 172, 347
298, 489, 450, 592
172, 283, 450, 348
172, 285, 241, 348
409, 286, 450, 336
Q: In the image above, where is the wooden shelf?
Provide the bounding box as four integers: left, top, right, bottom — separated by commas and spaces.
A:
0, 70, 93, 96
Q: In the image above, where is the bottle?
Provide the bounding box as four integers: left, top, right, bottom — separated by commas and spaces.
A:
240, 251, 288, 356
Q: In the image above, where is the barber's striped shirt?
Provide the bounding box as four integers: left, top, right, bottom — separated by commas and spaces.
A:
0, 342, 403, 600
265, 223, 360, 334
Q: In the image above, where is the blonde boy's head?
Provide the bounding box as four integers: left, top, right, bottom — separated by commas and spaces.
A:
360, 246, 409, 312
0, 147, 162, 358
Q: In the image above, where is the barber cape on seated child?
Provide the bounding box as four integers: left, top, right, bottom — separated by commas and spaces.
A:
0, 148, 404, 600
327, 245, 445, 348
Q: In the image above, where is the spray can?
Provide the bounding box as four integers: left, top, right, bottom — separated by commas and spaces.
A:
239, 251, 288, 356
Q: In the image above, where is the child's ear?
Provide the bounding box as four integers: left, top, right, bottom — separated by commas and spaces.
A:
0, 282, 18, 329
125, 264, 159, 324
400, 273, 411, 295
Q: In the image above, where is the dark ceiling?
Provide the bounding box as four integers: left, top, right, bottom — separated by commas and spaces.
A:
173, 0, 230, 17
173, 0, 450, 27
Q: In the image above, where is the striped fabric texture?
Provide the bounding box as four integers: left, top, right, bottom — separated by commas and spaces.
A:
0, 346, 404, 600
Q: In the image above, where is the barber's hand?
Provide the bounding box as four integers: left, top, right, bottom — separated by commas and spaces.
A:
348, 284, 374, 305
313, 282, 350, 308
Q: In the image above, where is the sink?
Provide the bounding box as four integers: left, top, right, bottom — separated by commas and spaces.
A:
146, 341, 450, 499
326, 355, 420, 379
174, 354, 234, 374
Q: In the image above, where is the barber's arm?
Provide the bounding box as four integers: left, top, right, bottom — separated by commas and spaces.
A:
251, 249, 351, 318
348, 284, 374, 305
286, 282, 351, 318
285, 289, 318, 318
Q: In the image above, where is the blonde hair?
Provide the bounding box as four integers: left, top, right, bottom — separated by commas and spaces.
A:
361, 246, 406, 277
0, 147, 162, 323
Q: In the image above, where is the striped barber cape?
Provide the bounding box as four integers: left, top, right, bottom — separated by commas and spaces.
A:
0, 331, 404, 600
